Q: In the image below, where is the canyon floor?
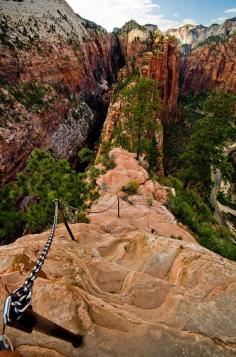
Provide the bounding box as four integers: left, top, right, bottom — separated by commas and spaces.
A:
0, 149, 236, 356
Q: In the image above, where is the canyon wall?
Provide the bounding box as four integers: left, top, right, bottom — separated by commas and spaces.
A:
167, 17, 236, 53
0, 0, 122, 96
167, 17, 236, 95
181, 35, 236, 94
0, 0, 123, 184
1, 0, 235, 185
117, 22, 179, 117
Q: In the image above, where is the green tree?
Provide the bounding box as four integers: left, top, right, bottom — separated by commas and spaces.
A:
17, 149, 91, 232
164, 176, 236, 261
122, 77, 161, 160
179, 91, 236, 193
0, 149, 98, 242
78, 147, 94, 167
146, 136, 161, 172
0, 183, 26, 244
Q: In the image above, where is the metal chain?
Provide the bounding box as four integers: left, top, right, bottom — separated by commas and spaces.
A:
89, 196, 118, 214
6, 195, 119, 320
59, 197, 118, 215
58, 200, 79, 212
9, 200, 59, 318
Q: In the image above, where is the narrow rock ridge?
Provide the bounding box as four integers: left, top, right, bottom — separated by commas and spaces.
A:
0, 149, 235, 356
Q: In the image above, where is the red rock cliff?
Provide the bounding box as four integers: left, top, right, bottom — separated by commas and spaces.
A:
118, 28, 179, 119
0, 0, 123, 184
181, 36, 236, 94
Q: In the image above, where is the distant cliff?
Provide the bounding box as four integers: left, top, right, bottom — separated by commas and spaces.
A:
166, 18, 236, 95
117, 21, 179, 118
167, 17, 236, 53
181, 35, 236, 94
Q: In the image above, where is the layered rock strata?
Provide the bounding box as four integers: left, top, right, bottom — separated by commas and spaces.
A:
98, 29, 179, 162
117, 24, 179, 118
181, 35, 236, 94
0, 0, 123, 184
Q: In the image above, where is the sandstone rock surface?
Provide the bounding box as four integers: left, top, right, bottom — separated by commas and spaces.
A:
0, 149, 236, 356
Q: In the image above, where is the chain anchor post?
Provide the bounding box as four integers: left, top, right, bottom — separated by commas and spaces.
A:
117, 196, 120, 218
57, 201, 76, 242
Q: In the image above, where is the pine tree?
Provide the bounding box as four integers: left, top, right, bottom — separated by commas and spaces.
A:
146, 136, 161, 172
180, 91, 236, 193
122, 77, 161, 160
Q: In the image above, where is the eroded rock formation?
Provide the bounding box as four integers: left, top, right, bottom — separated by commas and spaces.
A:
0, 149, 236, 356
0, 0, 121, 95
167, 17, 236, 95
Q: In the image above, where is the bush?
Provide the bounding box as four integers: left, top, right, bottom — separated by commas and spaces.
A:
76, 212, 90, 224
88, 166, 102, 187
78, 147, 94, 166
145, 195, 153, 207
122, 180, 140, 195
97, 154, 116, 171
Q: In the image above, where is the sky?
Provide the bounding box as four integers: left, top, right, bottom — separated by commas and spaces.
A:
66, 0, 236, 32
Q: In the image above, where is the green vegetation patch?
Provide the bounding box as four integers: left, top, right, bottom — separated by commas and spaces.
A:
162, 176, 236, 261
164, 91, 236, 196
122, 180, 140, 195
197, 34, 232, 48
117, 20, 146, 36
0, 149, 100, 244
9, 82, 54, 113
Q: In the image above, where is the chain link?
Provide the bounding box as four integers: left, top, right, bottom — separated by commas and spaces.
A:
89, 196, 118, 214
58, 200, 79, 212
9, 200, 59, 318
5, 196, 119, 320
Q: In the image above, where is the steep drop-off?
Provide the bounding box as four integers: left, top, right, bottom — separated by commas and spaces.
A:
117, 22, 179, 117
1, 2, 236, 187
